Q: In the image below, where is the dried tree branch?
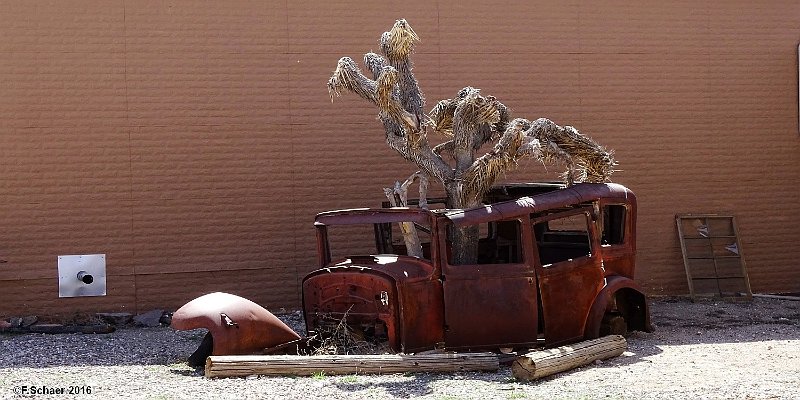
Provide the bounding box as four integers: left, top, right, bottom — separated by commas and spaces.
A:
432, 140, 455, 159
328, 57, 417, 131
380, 19, 419, 62
452, 87, 501, 175
376, 66, 419, 130
524, 118, 616, 184
329, 52, 451, 184
379, 118, 451, 184
429, 98, 457, 136
364, 52, 388, 80
380, 20, 425, 130
383, 171, 429, 258
327, 57, 377, 103
329, 19, 452, 187
416, 173, 430, 210
461, 118, 528, 203
465, 117, 616, 187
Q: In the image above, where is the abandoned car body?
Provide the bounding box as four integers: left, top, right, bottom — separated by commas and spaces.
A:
303, 183, 652, 353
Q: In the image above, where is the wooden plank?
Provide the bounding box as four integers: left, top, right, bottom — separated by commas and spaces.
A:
205, 352, 499, 378
753, 294, 800, 301
676, 215, 702, 299
511, 335, 626, 381
729, 216, 753, 299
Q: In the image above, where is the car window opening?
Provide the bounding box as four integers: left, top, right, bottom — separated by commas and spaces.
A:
534, 212, 592, 266
448, 220, 524, 265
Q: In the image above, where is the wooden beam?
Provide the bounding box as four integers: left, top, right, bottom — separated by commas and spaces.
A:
205, 352, 499, 378
512, 335, 626, 381
753, 294, 800, 301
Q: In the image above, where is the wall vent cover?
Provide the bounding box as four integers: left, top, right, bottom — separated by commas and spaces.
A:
58, 254, 107, 297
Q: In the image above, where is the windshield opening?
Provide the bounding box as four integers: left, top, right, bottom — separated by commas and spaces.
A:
325, 220, 432, 262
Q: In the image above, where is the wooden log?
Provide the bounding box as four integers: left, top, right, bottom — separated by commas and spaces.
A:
205, 352, 499, 378
511, 335, 626, 381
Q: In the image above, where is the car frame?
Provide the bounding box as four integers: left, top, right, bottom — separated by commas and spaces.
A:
302, 182, 652, 352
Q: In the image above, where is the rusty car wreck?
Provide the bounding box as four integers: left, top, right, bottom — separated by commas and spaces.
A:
303, 182, 652, 352
174, 182, 652, 359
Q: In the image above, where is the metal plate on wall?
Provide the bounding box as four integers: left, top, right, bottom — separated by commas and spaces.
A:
58, 254, 107, 297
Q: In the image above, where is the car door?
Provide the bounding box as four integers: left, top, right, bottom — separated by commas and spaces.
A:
532, 208, 605, 346
441, 218, 539, 350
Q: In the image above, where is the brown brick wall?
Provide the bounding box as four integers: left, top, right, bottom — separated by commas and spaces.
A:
1, 1, 798, 316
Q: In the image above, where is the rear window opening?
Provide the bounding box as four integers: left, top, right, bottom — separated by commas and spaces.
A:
601, 204, 627, 245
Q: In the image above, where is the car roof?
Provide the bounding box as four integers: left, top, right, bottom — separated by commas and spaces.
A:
444, 183, 635, 227
314, 183, 635, 227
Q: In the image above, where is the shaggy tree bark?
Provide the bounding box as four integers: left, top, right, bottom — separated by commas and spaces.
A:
328, 19, 616, 263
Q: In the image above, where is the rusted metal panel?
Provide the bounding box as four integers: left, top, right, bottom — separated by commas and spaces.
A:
446, 183, 635, 227
531, 206, 606, 346
601, 248, 636, 280
302, 255, 444, 352
304, 268, 401, 349
171, 292, 301, 356
442, 271, 538, 350
397, 279, 445, 352
584, 276, 653, 340
537, 261, 604, 346
315, 208, 433, 226
598, 195, 638, 280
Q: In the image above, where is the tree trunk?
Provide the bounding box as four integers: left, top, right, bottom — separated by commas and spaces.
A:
511, 335, 627, 381
205, 352, 499, 378
449, 224, 479, 265
445, 182, 480, 264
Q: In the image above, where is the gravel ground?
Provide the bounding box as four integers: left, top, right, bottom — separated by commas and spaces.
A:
1, 297, 798, 400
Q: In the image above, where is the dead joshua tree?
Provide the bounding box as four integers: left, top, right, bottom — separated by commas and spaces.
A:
328, 19, 616, 263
